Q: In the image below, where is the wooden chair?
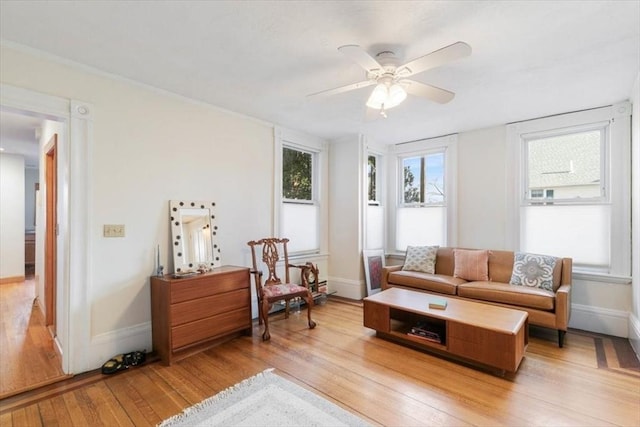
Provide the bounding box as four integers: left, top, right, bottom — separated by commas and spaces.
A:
247, 238, 316, 340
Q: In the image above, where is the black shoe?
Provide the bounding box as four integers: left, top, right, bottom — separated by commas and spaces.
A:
101, 350, 146, 375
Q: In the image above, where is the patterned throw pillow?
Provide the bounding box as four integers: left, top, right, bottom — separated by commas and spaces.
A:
509, 252, 558, 291
453, 249, 490, 281
402, 246, 439, 274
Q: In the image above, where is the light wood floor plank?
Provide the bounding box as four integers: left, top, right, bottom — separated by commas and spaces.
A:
1, 298, 638, 426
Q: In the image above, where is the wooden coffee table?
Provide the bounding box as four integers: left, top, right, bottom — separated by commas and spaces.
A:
363, 287, 528, 373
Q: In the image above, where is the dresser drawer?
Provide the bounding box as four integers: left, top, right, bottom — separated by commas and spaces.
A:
171, 288, 250, 326
171, 308, 250, 350
170, 270, 248, 303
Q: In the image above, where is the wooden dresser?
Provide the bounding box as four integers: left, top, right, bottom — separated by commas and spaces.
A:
150, 266, 252, 365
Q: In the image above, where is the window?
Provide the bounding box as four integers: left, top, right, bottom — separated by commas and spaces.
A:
508, 103, 631, 276
276, 128, 326, 255
402, 152, 445, 204
283, 147, 313, 201
367, 154, 379, 204
365, 151, 384, 249
391, 135, 457, 253
525, 128, 604, 203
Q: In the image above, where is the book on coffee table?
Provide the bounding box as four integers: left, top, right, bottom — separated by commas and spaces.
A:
428, 298, 448, 310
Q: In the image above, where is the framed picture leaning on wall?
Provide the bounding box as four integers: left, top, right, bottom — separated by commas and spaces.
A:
363, 249, 385, 296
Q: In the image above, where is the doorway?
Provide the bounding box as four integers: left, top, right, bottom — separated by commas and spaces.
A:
0, 112, 67, 397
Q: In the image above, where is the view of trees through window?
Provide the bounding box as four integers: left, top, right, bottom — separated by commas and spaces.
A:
368, 155, 377, 202
402, 152, 445, 204
282, 147, 312, 200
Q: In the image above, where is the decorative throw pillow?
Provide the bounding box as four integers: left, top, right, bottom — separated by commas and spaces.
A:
453, 249, 490, 281
509, 252, 558, 291
402, 246, 439, 274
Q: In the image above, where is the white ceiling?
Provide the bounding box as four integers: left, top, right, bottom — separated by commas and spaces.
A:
1, 1, 638, 146
0, 110, 41, 167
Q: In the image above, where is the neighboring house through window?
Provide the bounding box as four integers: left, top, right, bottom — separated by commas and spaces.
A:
507, 103, 631, 276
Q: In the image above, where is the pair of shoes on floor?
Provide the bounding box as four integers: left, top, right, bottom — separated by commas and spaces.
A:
101, 350, 146, 375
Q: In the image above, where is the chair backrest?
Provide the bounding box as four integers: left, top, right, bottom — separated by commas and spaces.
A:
247, 238, 291, 288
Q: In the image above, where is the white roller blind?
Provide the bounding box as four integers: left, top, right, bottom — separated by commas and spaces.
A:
366, 205, 384, 250
521, 204, 610, 269
281, 203, 319, 253
396, 206, 445, 251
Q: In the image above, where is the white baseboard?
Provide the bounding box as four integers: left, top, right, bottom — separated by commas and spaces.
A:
88, 322, 152, 370
629, 314, 640, 359
569, 303, 629, 337
328, 276, 364, 300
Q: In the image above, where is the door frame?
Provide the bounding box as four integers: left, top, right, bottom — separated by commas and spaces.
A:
1, 84, 93, 375
44, 135, 57, 334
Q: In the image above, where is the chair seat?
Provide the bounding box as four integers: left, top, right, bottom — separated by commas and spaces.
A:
263, 283, 309, 299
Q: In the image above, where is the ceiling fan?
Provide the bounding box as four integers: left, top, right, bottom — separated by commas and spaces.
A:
308, 41, 472, 118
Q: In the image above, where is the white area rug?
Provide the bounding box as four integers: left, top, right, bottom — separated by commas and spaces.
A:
158, 369, 370, 427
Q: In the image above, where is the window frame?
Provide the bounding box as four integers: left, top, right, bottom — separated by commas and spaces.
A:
367, 153, 381, 206
282, 145, 317, 205
388, 134, 458, 254
506, 103, 631, 277
274, 127, 327, 256
398, 149, 447, 207
521, 122, 609, 205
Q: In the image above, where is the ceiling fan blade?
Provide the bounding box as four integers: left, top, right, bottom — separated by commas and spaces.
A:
397, 41, 471, 77
402, 80, 455, 104
338, 45, 382, 72
307, 80, 375, 99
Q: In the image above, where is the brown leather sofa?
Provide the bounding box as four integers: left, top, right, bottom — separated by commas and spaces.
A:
381, 247, 572, 347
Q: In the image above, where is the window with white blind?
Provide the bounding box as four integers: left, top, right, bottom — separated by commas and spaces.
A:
508, 104, 631, 276
391, 135, 457, 252
281, 145, 319, 254
365, 151, 384, 250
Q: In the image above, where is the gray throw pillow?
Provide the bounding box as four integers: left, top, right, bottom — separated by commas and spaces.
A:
402, 246, 439, 274
509, 252, 558, 291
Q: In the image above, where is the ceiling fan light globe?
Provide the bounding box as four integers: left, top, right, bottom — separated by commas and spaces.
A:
386, 84, 407, 108
366, 83, 389, 109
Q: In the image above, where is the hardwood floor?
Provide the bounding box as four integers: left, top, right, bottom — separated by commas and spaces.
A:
1, 298, 638, 426
0, 279, 67, 398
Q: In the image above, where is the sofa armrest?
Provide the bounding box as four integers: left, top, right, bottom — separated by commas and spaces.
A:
555, 283, 572, 330
382, 265, 403, 290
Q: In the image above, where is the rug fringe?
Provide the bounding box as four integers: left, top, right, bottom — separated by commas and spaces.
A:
157, 369, 275, 427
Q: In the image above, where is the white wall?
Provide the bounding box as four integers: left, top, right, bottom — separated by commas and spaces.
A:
0, 153, 25, 279
328, 136, 364, 299
1, 45, 274, 369
457, 126, 507, 249
24, 167, 38, 233
630, 72, 640, 355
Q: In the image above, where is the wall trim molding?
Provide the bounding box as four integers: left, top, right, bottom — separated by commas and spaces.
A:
89, 322, 152, 370
0, 276, 25, 284
629, 314, 640, 359
328, 276, 364, 300
570, 303, 629, 337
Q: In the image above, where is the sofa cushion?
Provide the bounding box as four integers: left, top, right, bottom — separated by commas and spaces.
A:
457, 281, 555, 311
509, 252, 558, 291
453, 249, 490, 281
434, 247, 455, 276
387, 271, 465, 295
402, 245, 438, 274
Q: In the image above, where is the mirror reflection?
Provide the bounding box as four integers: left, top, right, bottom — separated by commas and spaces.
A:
170, 200, 220, 274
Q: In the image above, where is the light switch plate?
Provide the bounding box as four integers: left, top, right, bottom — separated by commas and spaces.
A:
104, 224, 125, 238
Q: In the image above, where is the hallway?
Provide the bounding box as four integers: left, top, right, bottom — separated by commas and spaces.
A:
0, 278, 67, 398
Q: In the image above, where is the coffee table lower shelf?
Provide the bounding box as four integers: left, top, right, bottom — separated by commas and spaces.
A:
364, 288, 528, 373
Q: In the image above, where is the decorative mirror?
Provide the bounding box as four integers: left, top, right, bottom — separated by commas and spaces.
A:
169, 200, 221, 274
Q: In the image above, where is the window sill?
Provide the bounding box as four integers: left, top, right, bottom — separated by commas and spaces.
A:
572, 271, 631, 285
